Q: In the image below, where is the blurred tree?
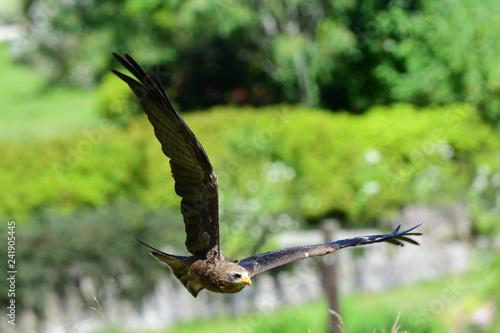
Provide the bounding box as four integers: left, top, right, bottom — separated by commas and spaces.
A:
17, 0, 356, 108
15, 0, 500, 125
371, 0, 500, 127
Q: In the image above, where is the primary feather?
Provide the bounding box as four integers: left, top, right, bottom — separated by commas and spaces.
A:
112, 53, 221, 257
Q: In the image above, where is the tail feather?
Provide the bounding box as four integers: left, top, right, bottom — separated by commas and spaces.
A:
131, 237, 204, 297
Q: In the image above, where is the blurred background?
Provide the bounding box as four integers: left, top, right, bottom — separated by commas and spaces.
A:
1, 0, 500, 332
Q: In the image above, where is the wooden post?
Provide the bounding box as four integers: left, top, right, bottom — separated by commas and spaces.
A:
321, 220, 340, 333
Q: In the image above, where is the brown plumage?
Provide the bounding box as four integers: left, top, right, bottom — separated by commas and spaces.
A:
112, 53, 422, 297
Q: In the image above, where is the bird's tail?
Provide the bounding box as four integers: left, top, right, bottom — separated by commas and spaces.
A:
131, 237, 205, 297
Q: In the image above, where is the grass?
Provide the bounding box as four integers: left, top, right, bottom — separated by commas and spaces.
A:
0, 42, 99, 141
97, 264, 497, 333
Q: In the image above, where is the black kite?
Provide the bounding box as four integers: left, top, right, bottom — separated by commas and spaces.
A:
112, 53, 421, 297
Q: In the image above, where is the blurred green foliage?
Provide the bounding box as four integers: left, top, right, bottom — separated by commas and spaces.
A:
2, 104, 499, 229
0, 43, 99, 141
16, 0, 500, 125
0, 0, 21, 24
0, 203, 184, 318
373, 0, 500, 127
97, 71, 142, 125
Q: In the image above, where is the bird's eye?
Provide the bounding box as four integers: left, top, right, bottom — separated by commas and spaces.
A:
233, 273, 241, 279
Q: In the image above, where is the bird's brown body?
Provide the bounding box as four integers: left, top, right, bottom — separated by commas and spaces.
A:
188, 256, 250, 294
133, 237, 250, 296
112, 53, 422, 298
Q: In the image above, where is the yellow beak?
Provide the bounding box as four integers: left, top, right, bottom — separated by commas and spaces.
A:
238, 276, 252, 287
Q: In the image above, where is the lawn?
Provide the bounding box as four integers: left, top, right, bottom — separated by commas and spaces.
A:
0, 42, 99, 141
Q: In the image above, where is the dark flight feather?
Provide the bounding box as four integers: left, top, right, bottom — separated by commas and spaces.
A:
237, 224, 422, 278
112, 53, 221, 257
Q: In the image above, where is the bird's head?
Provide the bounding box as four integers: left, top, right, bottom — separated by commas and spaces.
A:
221, 263, 251, 292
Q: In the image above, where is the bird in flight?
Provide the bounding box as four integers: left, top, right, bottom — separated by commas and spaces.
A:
112, 53, 422, 297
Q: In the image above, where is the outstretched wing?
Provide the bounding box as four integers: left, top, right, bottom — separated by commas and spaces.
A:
238, 224, 421, 278
112, 53, 220, 256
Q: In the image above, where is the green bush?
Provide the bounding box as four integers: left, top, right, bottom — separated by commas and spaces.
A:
2, 104, 500, 227
0, 123, 144, 221
199, 103, 500, 225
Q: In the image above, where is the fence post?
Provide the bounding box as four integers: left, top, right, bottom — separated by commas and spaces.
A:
321, 219, 341, 333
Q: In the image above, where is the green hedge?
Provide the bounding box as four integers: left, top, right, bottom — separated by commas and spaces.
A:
2, 104, 500, 226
